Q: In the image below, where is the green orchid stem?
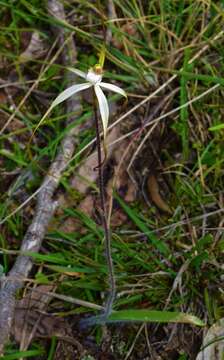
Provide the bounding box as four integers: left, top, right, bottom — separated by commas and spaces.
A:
92, 88, 116, 319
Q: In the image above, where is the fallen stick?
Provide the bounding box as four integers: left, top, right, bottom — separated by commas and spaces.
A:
0, 0, 82, 353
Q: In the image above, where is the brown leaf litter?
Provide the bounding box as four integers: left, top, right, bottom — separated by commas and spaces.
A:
12, 285, 84, 358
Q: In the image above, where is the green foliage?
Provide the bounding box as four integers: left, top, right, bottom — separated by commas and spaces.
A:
2, 348, 45, 359
108, 309, 204, 326
1, 0, 224, 356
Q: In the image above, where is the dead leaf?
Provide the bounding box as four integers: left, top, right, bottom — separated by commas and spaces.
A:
63, 271, 82, 277
106, 137, 137, 227
79, 194, 94, 216
16, 285, 54, 311
0, 91, 7, 104
71, 127, 120, 194
13, 309, 69, 343
12, 285, 84, 358
196, 318, 224, 360
110, 208, 128, 227
147, 174, 172, 214
12, 285, 72, 347
112, 22, 138, 50
19, 32, 46, 63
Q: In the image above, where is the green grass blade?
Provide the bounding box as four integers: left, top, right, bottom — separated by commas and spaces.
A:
48, 265, 96, 274
180, 49, 191, 160
209, 123, 224, 131
2, 349, 44, 360
178, 71, 224, 86
114, 194, 169, 255
24, 252, 69, 265
108, 309, 205, 326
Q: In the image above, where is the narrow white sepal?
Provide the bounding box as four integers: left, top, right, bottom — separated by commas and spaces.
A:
67, 67, 87, 79
100, 82, 127, 98
51, 83, 91, 108
94, 84, 109, 139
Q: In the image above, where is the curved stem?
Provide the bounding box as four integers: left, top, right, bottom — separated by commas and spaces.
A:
92, 89, 116, 318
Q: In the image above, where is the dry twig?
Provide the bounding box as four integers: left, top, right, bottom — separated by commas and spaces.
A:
0, 0, 82, 353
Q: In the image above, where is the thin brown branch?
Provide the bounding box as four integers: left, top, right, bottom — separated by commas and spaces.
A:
105, 0, 116, 44
0, 0, 82, 354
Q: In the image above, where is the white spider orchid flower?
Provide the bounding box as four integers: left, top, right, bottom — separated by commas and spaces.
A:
47, 65, 127, 139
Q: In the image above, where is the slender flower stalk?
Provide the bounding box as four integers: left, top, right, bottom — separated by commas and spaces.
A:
92, 88, 116, 320
36, 64, 127, 324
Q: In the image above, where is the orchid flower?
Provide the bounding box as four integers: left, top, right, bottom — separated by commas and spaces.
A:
38, 64, 127, 140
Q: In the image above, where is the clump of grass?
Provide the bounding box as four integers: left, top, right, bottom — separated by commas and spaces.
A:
1, 0, 224, 358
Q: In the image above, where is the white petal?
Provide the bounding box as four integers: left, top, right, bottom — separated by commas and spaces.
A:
51, 83, 91, 108
94, 84, 109, 139
100, 82, 127, 97
67, 67, 86, 79
30, 83, 92, 137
